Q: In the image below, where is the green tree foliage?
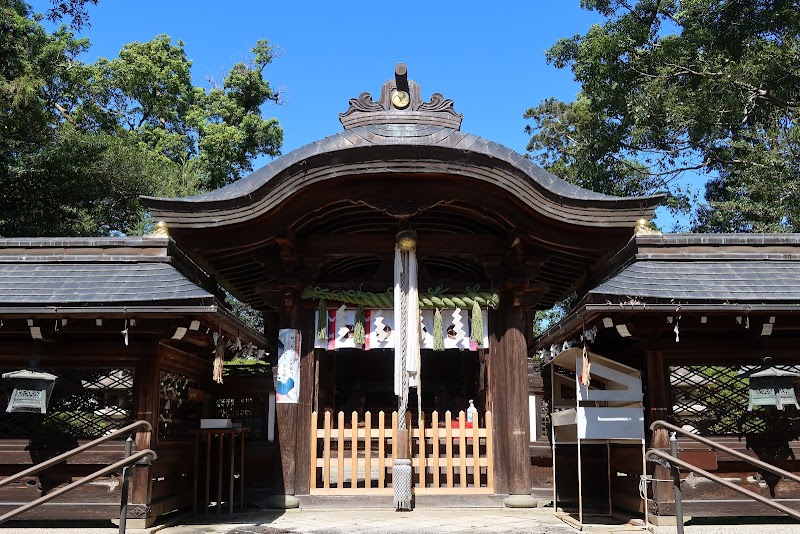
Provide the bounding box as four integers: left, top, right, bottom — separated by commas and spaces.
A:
45, 0, 97, 30
533, 294, 576, 337
0, 1, 283, 236
525, 0, 800, 230
225, 290, 265, 333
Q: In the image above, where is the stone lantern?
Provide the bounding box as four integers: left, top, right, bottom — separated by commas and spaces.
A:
743, 358, 800, 411
2, 370, 57, 414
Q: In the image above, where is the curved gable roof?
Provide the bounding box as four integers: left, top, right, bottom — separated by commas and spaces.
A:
143, 123, 662, 228
140, 66, 665, 311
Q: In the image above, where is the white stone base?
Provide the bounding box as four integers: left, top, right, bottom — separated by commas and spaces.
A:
503, 494, 539, 508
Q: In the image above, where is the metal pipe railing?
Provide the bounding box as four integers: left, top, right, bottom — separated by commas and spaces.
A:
650, 420, 800, 485
0, 448, 157, 525
0, 419, 152, 489
646, 449, 800, 521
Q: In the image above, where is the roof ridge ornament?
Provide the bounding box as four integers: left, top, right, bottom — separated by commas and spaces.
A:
339, 63, 463, 131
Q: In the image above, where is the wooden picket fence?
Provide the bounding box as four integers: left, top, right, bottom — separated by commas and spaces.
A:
309, 410, 494, 495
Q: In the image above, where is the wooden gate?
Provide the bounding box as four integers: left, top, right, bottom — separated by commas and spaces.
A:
309, 410, 494, 495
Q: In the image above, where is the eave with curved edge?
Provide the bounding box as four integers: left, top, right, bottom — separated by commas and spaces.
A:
142, 69, 663, 313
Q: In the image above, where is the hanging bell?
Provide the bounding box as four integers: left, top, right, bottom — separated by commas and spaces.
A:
396, 229, 417, 251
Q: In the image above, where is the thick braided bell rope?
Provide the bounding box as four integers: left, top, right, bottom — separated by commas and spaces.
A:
393, 458, 412, 510
397, 249, 409, 430
394, 247, 413, 511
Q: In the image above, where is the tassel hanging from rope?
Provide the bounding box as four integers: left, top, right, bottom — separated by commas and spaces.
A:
354, 303, 366, 345
471, 299, 483, 344
212, 332, 225, 384
433, 308, 444, 352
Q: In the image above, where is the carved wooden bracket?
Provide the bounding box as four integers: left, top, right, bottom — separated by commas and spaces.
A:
278, 281, 301, 310
276, 234, 298, 275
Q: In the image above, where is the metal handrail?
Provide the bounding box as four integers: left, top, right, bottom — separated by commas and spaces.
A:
0, 419, 152, 489
646, 449, 800, 521
0, 448, 157, 525
650, 420, 800, 485
647, 420, 800, 527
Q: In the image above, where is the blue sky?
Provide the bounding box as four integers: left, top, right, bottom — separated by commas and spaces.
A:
31, 1, 690, 227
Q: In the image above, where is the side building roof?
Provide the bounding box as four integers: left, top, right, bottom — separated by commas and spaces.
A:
585, 233, 800, 305
0, 237, 213, 308
536, 233, 800, 348
590, 261, 800, 303
0, 237, 265, 347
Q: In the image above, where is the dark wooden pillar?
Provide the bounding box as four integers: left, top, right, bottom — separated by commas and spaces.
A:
128, 343, 159, 524
488, 309, 508, 494
293, 308, 316, 495
276, 285, 299, 496
646, 351, 672, 504
490, 290, 535, 503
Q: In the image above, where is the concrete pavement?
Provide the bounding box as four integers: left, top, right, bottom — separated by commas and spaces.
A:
3, 508, 800, 533
1, 508, 636, 534
152, 508, 579, 534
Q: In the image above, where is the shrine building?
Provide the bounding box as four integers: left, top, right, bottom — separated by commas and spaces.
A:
0, 65, 799, 528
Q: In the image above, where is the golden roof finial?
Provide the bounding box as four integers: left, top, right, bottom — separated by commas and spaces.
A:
634, 218, 662, 236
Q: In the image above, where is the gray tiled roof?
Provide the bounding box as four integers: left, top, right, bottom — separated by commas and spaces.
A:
589, 261, 800, 302
0, 263, 213, 304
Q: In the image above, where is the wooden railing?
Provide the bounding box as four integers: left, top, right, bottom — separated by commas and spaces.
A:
310, 410, 493, 495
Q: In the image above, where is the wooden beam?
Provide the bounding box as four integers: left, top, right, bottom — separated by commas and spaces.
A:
295, 232, 509, 257
168, 174, 633, 255
180, 329, 211, 347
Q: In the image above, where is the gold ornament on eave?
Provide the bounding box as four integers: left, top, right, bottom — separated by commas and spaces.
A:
634, 218, 662, 236
147, 221, 170, 238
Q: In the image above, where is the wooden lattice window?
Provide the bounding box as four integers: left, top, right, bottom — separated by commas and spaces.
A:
670, 365, 800, 436
0, 368, 133, 439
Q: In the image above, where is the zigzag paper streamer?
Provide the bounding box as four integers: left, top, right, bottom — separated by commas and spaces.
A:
419, 311, 432, 346
452, 308, 465, 340
336, 304, 349, 339
372, 309, 395, 348
373, 310, 386, 339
